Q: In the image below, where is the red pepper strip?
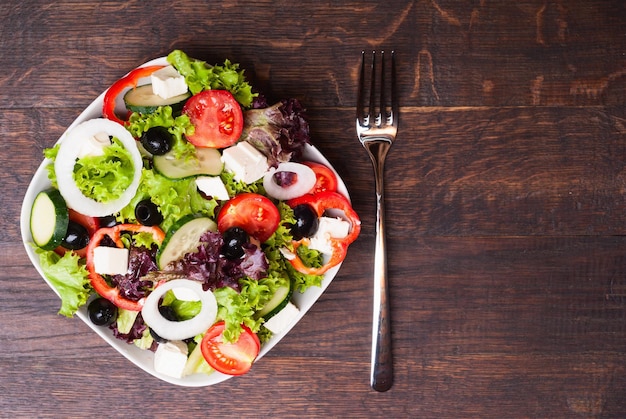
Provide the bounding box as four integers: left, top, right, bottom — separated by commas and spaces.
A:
85, 223, 165, 311
102, 65, 165, 125
286, 191, 361, 275
289, 238, 348, 276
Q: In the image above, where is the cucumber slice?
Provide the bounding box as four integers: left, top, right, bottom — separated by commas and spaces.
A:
157, 216, 217, 269
123, 84, 190, 114
256, 278, 293, 320
153, 147, 223, 180
30, 189, 69, 250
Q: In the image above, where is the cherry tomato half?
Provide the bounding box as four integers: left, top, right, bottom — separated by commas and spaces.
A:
182, 90, 244, 148
200, 321, 260, 376
217, 193, 280, 243
302, 161, 338, 194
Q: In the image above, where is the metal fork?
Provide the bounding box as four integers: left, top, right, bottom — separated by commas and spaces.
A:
356, 50, 398, 392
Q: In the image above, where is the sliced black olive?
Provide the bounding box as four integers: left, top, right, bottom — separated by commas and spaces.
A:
140, 126, 173, 156
61, 221, 90, 250
291, 204, 319, 240
158, 304, 178, 321
221, 227, 249, 260
99, 215, 118, 228
88, 298, 118, 326
135, 199, 163, 226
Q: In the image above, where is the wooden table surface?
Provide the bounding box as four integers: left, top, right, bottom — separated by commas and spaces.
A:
3, 1, 626, 417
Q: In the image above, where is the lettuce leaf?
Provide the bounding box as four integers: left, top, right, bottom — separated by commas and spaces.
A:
127, 106, 196, 162
43, 145, 59, 187
118, 168, 218, 233
34, 247, 92, 317
73, 137, 135, 203
263, 202, 324, 293
167, 50, 256, 108
240, 99, 311, 167
213, 277, 273, 343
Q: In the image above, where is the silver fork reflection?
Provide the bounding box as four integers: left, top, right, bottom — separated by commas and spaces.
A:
356, 50, 398, 392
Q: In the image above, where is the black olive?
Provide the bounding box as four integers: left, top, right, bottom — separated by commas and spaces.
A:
291, 204, 319, 240
135, 199, 163, 226
88, 298, 118, 326
61, 221, 90, 250
150, 328, 168, 344
99, 215, 118, 228
159, 304, 178, 321
140, 126, 173, 156
221, 227, 249, 260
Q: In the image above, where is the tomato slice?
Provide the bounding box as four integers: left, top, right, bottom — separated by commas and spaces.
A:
302, 161, 338, 194
200, 321, 260, 376
182, 90, 244, 148
217, 193, 280, 243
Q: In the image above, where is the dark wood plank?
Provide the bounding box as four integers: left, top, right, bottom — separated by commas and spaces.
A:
3, 0, 626, 417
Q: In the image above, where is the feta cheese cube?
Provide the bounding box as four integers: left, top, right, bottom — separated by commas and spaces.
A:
221, 141, 269, 184
279, 247, 296, 260
92, 246, 129, 275
151, 65, 188, 100
172, 286, 201, 302
264, 302, 300, 334
77, 131, 111, 159
195, 176, 230, 201
308, 216, 351, 254
154, 340, 189, 379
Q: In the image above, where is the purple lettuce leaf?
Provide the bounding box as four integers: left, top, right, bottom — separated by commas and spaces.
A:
163, 230, 269, 292
241, 98, 310, 167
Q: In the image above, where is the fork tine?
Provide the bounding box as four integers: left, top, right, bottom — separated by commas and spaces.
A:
390, 50, 398, 126
379, 51, 385, 126
368, 51, 377, 124
357, 51, 366, 123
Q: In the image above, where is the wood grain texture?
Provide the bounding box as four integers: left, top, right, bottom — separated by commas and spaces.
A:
2, 0, 626, 417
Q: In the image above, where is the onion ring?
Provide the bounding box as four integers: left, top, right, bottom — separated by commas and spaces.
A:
141, 279, 218, 341
54, 118, 142, 217
263, 162, 316, 201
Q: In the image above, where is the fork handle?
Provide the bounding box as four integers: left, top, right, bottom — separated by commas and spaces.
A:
366, 139, 393, 392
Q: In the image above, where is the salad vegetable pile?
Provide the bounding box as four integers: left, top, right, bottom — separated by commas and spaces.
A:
27, 50, 361, 380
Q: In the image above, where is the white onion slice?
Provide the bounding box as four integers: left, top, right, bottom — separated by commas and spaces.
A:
263, 162, 317, 201
141, 279, 217, 341
54, 118, 142, 217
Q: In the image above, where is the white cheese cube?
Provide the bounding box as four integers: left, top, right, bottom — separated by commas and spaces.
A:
279, 247, 296, 260
77, 131, 111, 159
92, 246, 129, 275
151, 65, 188, 100
221, 141, 269, 184
264, 302, 300, 335
195, 176, 230, 201
154, 340, 189, 379
172, 286, 201, 302
308, 216, 351, 254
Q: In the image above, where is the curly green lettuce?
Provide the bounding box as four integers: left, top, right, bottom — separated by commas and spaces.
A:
72, 137, 135, 203
118, 168, 218, 233
34, 247, 92, 317
213, 277, 280, 343
264, 202, 324, 293
127, 106, 196, 162
167, 49, 256, 107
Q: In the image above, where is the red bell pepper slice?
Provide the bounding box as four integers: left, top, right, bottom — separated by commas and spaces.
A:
286, 191, 361, 275
102, 65, 165, 125
85, 223, 165, 311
